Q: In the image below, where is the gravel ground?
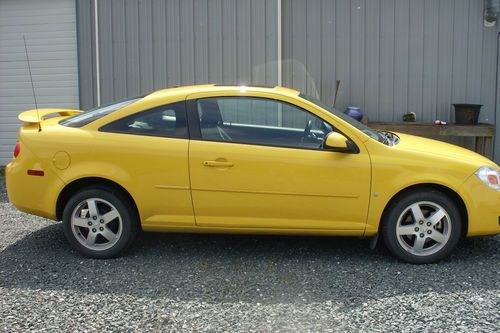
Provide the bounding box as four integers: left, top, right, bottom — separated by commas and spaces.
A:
0, 176, 499, 332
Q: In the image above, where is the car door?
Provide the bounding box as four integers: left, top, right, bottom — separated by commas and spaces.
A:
98, 101, 194, 228
187, 93, 371, 230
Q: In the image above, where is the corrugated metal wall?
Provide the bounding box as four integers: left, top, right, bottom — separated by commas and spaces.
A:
77, 0, 278, 109
0, 0, 79, 165
76, 0, 499, 161
282, 0, 498, 126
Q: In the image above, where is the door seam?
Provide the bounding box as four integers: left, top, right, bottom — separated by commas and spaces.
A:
187, 139, 198, 225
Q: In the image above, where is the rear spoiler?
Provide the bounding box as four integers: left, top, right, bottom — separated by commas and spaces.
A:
18, 109, 83, 124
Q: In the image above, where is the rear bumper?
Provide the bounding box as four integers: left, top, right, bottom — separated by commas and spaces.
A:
6, 148, 63, 221
461, 175, 500, 236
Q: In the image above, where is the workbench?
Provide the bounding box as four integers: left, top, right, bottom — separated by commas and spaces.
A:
368, 122, 495, 159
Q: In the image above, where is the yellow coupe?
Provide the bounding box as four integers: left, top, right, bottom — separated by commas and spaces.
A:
6, 85, 500, 263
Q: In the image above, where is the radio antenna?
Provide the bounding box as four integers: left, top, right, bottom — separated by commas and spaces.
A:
23, 35, 41, 132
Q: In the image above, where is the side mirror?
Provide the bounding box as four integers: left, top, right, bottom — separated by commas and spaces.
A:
324, 132, 354, 153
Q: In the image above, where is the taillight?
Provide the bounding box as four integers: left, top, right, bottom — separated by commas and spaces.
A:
13, 142, 20, 158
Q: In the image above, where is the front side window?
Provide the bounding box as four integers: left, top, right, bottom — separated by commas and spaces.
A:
196, 97, 333, 150
100, 101, 188, 138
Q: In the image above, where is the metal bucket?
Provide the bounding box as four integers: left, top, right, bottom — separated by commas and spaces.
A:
453, 104, 482, 125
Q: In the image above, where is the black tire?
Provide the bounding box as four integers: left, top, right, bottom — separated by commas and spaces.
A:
382, 189, 462, 264
62, 187, 138, 258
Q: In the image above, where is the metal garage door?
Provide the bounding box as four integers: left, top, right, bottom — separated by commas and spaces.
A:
0, 0, 79, 165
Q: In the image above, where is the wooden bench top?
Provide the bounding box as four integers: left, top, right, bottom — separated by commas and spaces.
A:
368, 122, 495, 137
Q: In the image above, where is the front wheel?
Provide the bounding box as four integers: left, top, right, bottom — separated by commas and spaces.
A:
382, 190, 462, 264
62, 187, 137, 258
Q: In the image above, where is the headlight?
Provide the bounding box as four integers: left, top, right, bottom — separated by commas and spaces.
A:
475, 166, 500, 191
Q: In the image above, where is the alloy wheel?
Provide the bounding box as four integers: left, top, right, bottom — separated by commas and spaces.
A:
70, 198, 123, 251
395, 201, 451, 256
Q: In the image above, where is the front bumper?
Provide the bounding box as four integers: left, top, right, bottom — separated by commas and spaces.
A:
461, 174, 500, 236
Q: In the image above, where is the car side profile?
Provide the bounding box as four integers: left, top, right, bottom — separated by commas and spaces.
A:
6, 85, 500, 264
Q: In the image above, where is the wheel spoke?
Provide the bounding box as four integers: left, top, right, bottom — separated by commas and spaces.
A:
397, 225, 417, 236
428, 231, 446, 244
100, 227, 118, 242
101, 209, 119, 224
412, 236, 426, 253
86, 232, 97, 246
72, 217, 89, 228
409, 203, 425, 223
86, 199, 99, 217
428, 209, 446, 226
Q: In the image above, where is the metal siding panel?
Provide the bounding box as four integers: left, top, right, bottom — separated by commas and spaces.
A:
335, 0, 351, 112
436, 0, 454, 122
378, 0, 395, 121
393, 0, 410, 119
349, 0, 365, 110
364, 0, 380, 121
152, 0, 168, 89
98, 0, 113, 104
194, 0, 209, 84
236, 0, 252, 84
0, 0, 79, 165
207, 0, 223, 83
422, 0, 439, 122
282, 0, 293, 88
466, 0, 483, 104
112, 0, 127, 100
124, 0, 140, 97
291, 0, 307, 92
451, 0, 469, 106
480, 29, 497, 124
251, 0, 266, 85
320, 0, 335, 105
408, 0, 424, 120
264, 0, 278, 86
496, 33, 500, 163
76, 0, 94, 109
166, 0, 181, 86
221, 0, 237, 84
306, 0, 321, 98
139, 0, 154, 93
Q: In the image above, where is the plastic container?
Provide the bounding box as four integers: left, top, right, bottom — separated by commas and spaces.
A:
344, 106, 363, 122
453, 104, 482, 125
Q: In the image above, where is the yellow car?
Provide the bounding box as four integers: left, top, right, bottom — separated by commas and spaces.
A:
6, 85, 500, 263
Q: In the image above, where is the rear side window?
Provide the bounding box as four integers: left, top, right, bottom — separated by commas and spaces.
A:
60, 96, 143, 127
99, 101, 188, 139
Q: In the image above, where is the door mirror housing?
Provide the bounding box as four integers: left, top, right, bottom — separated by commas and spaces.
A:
324, 132, 356, 153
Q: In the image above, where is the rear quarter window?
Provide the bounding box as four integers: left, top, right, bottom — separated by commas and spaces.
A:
99, 101, 188, 139
60, 96, 143, 128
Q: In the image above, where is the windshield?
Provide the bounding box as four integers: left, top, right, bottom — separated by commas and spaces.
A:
299, 94, 383, 142
60, 96, 143, 127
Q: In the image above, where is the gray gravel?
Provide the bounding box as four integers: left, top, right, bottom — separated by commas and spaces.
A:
0, 176, 499, 332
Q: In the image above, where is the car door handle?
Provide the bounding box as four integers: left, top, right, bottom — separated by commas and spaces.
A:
203, 160, 234, 167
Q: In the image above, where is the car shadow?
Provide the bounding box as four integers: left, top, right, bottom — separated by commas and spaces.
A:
0, 222, 498, 307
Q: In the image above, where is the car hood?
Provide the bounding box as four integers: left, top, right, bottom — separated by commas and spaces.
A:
393, 132, 498, 168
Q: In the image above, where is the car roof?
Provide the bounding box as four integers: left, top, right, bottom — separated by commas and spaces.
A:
144, 84, 301, 100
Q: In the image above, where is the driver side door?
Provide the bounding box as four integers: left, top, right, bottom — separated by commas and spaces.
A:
188, 95, 371, 230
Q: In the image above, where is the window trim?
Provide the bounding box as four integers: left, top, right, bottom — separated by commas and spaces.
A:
98, 101, 189, 139
186, 96, 359, 153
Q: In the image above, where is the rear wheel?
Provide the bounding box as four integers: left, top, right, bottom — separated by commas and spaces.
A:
62, 187, 137, 258
382, 190, 462, 264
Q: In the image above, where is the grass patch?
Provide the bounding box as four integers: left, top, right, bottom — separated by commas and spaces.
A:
0, 166, 4, 177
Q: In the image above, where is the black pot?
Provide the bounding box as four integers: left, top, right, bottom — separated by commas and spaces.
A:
453, 104, 482, 125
